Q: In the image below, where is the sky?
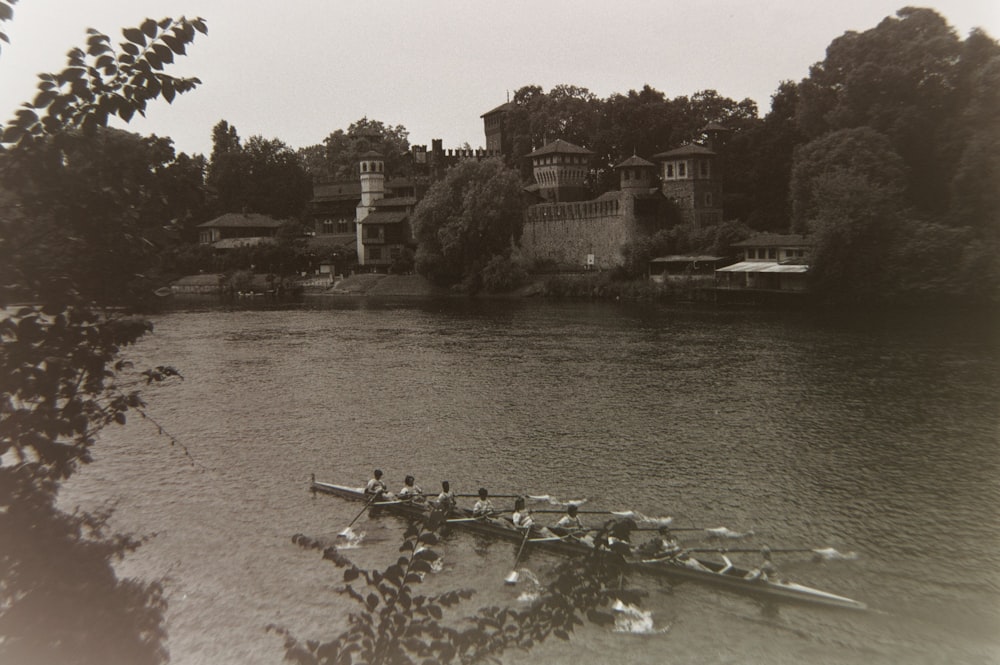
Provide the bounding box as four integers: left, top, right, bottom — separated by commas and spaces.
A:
1, 1, 998, 158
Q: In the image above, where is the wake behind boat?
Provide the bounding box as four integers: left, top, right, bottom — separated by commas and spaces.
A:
310, 479, 867, 611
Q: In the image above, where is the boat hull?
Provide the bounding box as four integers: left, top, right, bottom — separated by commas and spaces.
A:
310, 480, 866, 611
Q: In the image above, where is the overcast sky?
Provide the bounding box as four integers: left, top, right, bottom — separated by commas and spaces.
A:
1, 1, 997, 158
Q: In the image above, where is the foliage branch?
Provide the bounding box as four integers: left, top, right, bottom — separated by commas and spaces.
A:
0, 12, 204, 664
274, 512, 648, 664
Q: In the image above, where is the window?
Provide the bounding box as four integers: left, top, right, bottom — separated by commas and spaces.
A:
678, 162, 686, 177
700, 161, 709, 177
704, 193, 713, 206
369, 247, 382, 260
323, 219, 335, 234
666, 164, 674, 178
768, 248, 777, 259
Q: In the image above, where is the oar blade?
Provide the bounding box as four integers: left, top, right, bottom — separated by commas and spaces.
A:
812, 547, 858, 561
704, 526, 754, 539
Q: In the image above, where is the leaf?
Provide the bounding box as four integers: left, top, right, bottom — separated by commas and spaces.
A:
152, 43, 173, 64
32, 90, 57, 109
344, 567, 359, 582
428, 605, 442, 620
123, 27, 146, 46
365, 593, 379, 611
141, 18, 158, 38
162, 34, 185, 55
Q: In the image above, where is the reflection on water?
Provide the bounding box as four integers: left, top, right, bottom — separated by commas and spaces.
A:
61, 299, 1000, 664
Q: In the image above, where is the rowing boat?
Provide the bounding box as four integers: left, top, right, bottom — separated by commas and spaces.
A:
310, 480, 866, 611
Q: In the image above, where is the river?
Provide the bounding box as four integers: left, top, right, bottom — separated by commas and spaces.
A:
59, 297, 1000, 664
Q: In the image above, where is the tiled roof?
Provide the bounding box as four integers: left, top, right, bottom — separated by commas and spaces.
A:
651, 255, 727, 263
652, 143, 716, 159
481, 101, 515, 117
357, 210, 407, 225
614, 155, 655, 169
198, 213, 284, 229
527, 139, 594, 157
731, 234, 814, 248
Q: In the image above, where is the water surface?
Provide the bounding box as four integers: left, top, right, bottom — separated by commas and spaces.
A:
62, 298, 1000, 664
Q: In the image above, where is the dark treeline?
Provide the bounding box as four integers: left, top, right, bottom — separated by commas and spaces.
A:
464, 8, 999, 305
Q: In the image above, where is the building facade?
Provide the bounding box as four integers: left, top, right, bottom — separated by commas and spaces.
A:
520, 145, 676, 270
715, 234, 814, 292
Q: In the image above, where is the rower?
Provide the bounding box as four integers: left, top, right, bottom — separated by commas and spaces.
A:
593, 517, 636, 559
552, 504, 587, 535
365, 469, 387, 498
639, 526, 681, 558
511, 496, 534, 529
744, 546, 778, 582
397, 475, 426, 503
433, 480, 456, 513
472, 488, 496, 518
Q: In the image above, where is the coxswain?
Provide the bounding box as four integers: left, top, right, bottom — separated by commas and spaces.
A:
397, 475, 426, 503
472, 487, 496, 518
365, 469, 387, 498
433, 480, 456, 513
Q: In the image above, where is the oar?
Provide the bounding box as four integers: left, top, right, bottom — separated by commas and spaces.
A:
504, 527, 534, 585
456, 493, 523, 499
630, 525, 749, 536
446, 511, 510, 523
455, 494, 583, 504
532, 509, 637, 515
338, 494, 379, 536
686, 546, 857, 560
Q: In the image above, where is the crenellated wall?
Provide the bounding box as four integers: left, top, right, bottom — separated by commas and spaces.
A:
521, 192, 643, 269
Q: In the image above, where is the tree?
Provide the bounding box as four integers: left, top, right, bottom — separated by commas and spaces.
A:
735, 81, 802, 230
206, 122, 311, 219
793, 8, 993, 216
3, 127, 208, 305
319, 117, 410, 180
0, 13, 204, 664
412, 159, 524, 291
242, 135, 312, 219
789, 127, 907, 233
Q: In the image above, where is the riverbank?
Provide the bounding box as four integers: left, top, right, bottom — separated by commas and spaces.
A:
310, 273, 546, 298
309, 273, 707, 301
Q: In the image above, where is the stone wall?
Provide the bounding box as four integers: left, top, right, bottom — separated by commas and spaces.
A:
521, 192, 640, 269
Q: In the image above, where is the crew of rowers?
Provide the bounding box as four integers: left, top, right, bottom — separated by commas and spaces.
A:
362, 469, 776, 581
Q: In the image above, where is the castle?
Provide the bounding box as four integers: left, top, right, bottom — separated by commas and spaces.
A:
306, 102, 727, 273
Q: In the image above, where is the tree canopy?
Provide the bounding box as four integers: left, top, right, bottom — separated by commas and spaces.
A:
206, 120, 312, 219
1, 12, 205, 664
303, 117, 411, 181
412, 158, 525, 291
787, 7, 1000, 305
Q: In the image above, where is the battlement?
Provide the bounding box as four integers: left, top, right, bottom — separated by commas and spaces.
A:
410, 142, 502, 162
